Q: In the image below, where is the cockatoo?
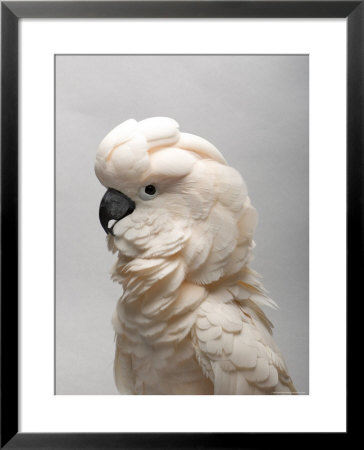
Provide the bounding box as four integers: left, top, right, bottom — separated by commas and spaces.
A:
95, 117, 296, 395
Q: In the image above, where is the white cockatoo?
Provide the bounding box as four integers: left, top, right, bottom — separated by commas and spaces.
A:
95, 117, 296, 395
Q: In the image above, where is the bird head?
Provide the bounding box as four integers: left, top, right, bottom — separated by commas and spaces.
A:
95, 117, 257, 285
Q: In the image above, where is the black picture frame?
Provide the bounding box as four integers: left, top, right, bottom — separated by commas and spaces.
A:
1, 1, 357, 447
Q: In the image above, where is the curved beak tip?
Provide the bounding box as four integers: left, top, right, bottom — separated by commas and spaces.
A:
99, 188, 135, 235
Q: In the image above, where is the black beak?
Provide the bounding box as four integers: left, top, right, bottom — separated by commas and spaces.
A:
99, 188, 135, 235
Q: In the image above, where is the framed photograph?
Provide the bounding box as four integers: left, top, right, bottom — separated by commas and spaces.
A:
1, 1, 356, 447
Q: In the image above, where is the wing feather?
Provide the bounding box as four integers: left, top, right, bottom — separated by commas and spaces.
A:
192, 296, 296, 395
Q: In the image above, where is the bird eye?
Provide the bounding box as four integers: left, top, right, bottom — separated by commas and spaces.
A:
139, 185, 158, 200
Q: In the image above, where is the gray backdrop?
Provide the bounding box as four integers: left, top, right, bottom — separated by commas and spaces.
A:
56, 55, 308, 395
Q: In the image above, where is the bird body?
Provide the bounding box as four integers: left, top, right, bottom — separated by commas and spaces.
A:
95, 117, 296, 395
